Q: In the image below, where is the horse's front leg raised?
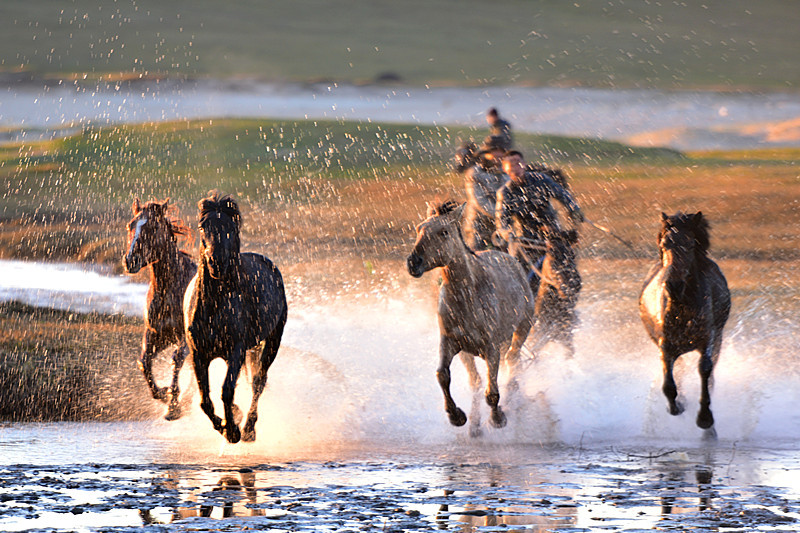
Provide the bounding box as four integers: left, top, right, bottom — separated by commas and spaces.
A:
485, 347, 507, 428
220, 343, 246, 444
194, 354, 224, 435
139, 331, 168, 402
660, 347, 684, 416
437, 338, 467, 427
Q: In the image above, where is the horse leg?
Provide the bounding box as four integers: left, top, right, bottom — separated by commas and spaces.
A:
696, 337, 720, 430
220, 343, 245, 444
661, 348, 684, 416
164, 342, 189, 421
437, 338, 467, 427
139, 332, 168, 402
194, 356, 224, 435
459, 352, 483, 437
505, 317, 532, 396
242, 329, 282, 442
485, 347, 506, 428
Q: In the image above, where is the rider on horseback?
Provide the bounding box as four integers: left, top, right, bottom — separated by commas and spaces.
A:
494, 150, 584, 293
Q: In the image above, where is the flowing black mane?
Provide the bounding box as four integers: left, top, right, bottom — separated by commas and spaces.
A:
198, 192, 241, 228
426, 199, 461, 218
659, 211, 710, 255
129, 199, 191, 239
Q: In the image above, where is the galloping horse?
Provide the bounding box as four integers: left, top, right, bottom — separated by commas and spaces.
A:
407, 201, 534, 431
639, 212, 730, 433
124, 198, 197, 420
184, 192, 287, 443
527, 229, 581, 358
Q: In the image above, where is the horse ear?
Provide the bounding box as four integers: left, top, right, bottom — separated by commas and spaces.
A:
566, 229, 579, 245
661, 212, 669, 223
133, 198, 141, 214
692, 211, 703, 224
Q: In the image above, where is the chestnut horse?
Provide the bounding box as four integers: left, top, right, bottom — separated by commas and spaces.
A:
124, 198, 196, 420
184, 192, 287, 443
639, 212, 730, 435
407, 201, 534, 432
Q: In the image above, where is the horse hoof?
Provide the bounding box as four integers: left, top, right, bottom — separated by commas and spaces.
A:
242, 428, 256, 442
697, 410, 714, 430
668, 402, 685, 416
469, 424, 483, 439
224, 425, 241, 444
491, 409, 507, 428
448, 408, 467, 427
164, 405, 182, 421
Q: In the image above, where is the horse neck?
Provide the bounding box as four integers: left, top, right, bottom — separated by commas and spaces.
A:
148, 237, 181, 291
440, 242, 480, 294
663, 250, 701, 300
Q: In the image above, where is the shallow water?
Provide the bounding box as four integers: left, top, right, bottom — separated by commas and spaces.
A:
2, 80, 800, 150
2, 260, 800, 531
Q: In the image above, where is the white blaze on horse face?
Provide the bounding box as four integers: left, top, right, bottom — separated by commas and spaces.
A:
128, 216, 147, 258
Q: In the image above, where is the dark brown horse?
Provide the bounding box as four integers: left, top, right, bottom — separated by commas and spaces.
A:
526, 229, 581, 358
639, 212, 730, 435
124, 198, 197, 420
407, 201, 534, 432
184, 192, 287, 443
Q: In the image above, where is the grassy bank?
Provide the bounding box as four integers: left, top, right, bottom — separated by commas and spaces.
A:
2, 0, 798, 90
0, 301, 154, 421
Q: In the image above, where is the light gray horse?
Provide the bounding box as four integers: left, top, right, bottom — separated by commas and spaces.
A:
407, 201, 534, 431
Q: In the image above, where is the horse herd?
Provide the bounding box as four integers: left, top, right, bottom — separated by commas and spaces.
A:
124, 192, 730, 443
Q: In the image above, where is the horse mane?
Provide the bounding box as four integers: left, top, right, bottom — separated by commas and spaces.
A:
198, 191, 241, 228
426, 199, 461, 218
660, 211, 710, 255
134, 199, 191, 239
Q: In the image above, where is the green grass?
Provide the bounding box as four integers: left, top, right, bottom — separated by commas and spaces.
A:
2, 0, 798, 90
0, 118, 683, 217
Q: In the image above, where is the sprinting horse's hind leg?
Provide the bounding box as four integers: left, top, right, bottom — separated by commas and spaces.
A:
242, 328, 283, 442
139, 333, 168, 402
194, 356, 224, 435
661, 350, 684, 416
696, 336, 720, 431
164, 342, 190, 421
459, 353, 483, 437
437, 338, 467, 427
485, 347, 507, 428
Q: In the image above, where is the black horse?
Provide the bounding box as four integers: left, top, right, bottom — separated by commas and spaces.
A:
184, 192, 287, 443
124, 198, 197, 420
526, 229, 581, 359
639, 212, 730, 434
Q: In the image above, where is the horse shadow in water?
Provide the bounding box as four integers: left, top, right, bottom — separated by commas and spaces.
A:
526, 228, 582, 359
184, 192, 287, 443
639, 212, 730, 436
124, 198, 197, 420
407, 201, 534, 434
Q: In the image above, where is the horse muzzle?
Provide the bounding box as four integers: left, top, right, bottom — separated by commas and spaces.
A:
124, 253, 144, 274
407, 253, 426, 278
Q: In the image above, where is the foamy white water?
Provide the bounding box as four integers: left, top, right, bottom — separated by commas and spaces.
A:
3, 259, 800, 450
0, 259, 147, 315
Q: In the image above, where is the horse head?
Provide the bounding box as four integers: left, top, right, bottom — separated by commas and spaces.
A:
658, 211, 710, 292
407, 200, 465, 278
124, 198, 183, 274
452, 141, 478, 174
198, 192, 241, 280
543, 228, 581, 299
